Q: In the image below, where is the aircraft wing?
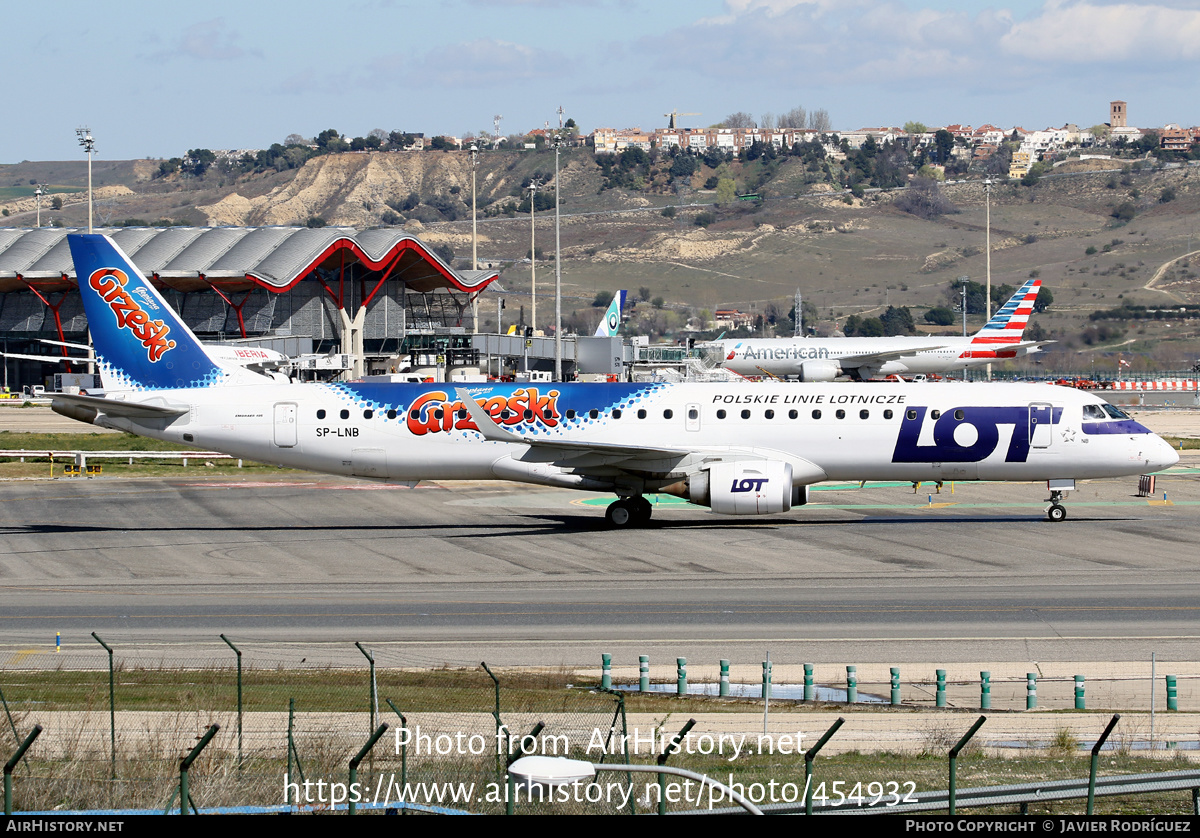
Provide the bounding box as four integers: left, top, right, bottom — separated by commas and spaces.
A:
50, 392, 190, 420
837, 345, 949, 367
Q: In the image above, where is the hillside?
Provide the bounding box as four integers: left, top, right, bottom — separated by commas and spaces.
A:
3, 151, 1199, 374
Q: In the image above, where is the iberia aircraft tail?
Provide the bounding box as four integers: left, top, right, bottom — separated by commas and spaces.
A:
962, 277, 1047, 360
67, 233, 266, 391
594, 290, 627, 337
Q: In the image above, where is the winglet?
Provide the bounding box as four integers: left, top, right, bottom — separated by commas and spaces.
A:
454, 388, 526, 443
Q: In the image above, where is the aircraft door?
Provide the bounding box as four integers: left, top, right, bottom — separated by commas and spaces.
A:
1029, 402, 1053, 449
685, 403, 701, 432
273, 402, 298, 448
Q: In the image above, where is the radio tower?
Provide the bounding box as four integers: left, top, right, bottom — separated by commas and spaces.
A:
493, 114, 503, 147
557, 105, 565, 129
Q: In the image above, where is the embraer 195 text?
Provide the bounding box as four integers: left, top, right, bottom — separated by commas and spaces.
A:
53, 235, 1176, 526
711, 278, 1048, 380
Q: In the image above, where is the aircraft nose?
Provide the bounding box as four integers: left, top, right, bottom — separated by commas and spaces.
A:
1143, 434, 1180, 473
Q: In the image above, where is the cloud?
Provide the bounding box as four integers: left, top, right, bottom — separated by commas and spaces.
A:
166, 19, 261, 61
365, 38, 568, 88
1001, 1, 1200, 62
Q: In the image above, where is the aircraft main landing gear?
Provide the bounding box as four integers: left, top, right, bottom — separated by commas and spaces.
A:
1046, 490, 1067, 523
605, 496, 653, 528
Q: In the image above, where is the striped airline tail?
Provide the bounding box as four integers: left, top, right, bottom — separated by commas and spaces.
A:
971, 277, 1041, 346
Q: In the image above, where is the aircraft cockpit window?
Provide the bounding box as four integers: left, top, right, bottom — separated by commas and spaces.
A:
741, 409, 751, 419
1083, 404, 1107, 420
1102, 404, 1130, 420
364, 410, 374, 419
339, 409, 350, 420
317, 409, 326, 420
611, 409, 622, 419
716, 409, 727, 419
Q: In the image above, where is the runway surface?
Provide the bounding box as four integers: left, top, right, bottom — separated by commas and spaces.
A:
2, 466, 1198, 668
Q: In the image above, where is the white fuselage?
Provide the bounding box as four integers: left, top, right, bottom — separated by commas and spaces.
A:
86, 380, 1176, 492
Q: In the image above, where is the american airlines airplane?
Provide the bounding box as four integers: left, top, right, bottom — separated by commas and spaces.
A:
709, 278, 1049, 380
52, 234, 1175, 526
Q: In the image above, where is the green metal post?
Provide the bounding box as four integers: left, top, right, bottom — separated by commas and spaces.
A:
505, 721, 545, 815
1167, 675, 1178, 711
676, 657, 687, 696
980, 671, 991, 710
1, 686, 20, 749
890, 667, 901, 706
356, 642, 376, 740
846, 665, 857, 703
601, 653, 612, 690
4, 725, 42, 815
348, 723, 388, 815
804, 663, 814, 701
656, 718, 696, 815
762, 660, 772, 700
948, 715, 987, 815
720, 660, 730, 697
936, 669, 947, 708
179, 724, 219, 815
805, 717, 845, 815
482, 662, 504, 777
220, 634, 243, 769
1026, 673, 1037, 710
1075, 675, 1086, 710
385, 699, 408, 812
1088, 714, 1120, 815
639, 655, 649, 692
91, 632, 115, 782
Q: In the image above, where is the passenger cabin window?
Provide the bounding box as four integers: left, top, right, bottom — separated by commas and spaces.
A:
765, 409, 774, 419
663, 409, 674, 419
688, 408, 698, 420
364, 410, 374, 419
954, 409, 964, 421
812, 409, 822, 420
906, 409, 917, 420
339, 409, 350, 420
836, 409, 846, 419
788, 409, 798, 419
740, 409, 751, 419
566, 409, 576, 420
716, 409, 727, 419
638, 409, 647, 419
930, 410, 941, 420
883, 409, 893, 420
612, 409, 622, 419
859, 409, 869, 419
387, 409, 397, 420
589, 409, 599, 419
317, 409, 326, 420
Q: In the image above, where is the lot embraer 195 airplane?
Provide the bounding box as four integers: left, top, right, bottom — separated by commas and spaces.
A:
710, 278, 1049, 380
53, 235, 1175, 526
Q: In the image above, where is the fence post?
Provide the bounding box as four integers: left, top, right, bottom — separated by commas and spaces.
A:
676, 658, 687, 696
481, 662, 504, 778
91, 632, 116, 782
719, 660, 729, 697
179, 724, 219, 815
220, 634, 243, 769
1088, 715, 1120, 815
762, 660, 772, 701
601, 654, 612, 690
1075, 675, 1086, 711
656, 719, 696, 815
890, 667, 901, 706
639, 655, 649, 692
805, 717, 845, 815
803, 663, 814, 701
348, 724, 388, 815
1027, 673, 1038, 710
4, 725, 42, 815
846, 666, 857, 704
936, 670, 947, 708
384, 699, 408, 812
1167, 675, 1178, 711
948, 715, 987, 815
980, 671, 991, 710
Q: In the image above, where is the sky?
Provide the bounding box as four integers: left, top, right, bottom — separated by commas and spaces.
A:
6, 0, 1200, 163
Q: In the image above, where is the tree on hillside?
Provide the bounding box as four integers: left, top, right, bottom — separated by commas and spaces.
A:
722, 111, 755, 129
904, 121, 929, 135
779, 106, 807, 129
894, 177, 957, 219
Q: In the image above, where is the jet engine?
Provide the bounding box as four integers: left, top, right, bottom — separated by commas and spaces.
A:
689, 460, 800, 515
796, 360, 842, 381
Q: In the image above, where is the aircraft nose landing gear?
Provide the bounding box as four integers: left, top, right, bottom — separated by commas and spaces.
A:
1043, 479, 1075, 523
605, 496, 653, 527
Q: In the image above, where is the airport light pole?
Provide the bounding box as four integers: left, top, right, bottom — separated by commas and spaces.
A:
34, 185, 44, 228
527, 178, 540, 334
77, 128, 95, 234
983, 177, 993, 379
552, 133, 563, 381
469, 143, 479, 334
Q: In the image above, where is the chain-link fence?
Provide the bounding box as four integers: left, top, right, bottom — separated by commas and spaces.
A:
4, 645, 1200, 815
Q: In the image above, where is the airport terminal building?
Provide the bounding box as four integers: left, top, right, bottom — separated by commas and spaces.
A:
0, 226, 518, 388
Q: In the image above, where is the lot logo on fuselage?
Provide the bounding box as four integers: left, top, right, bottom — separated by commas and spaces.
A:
891, 405, 1059, 464
88, 268, 176, 362
407, 388, 561, 436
